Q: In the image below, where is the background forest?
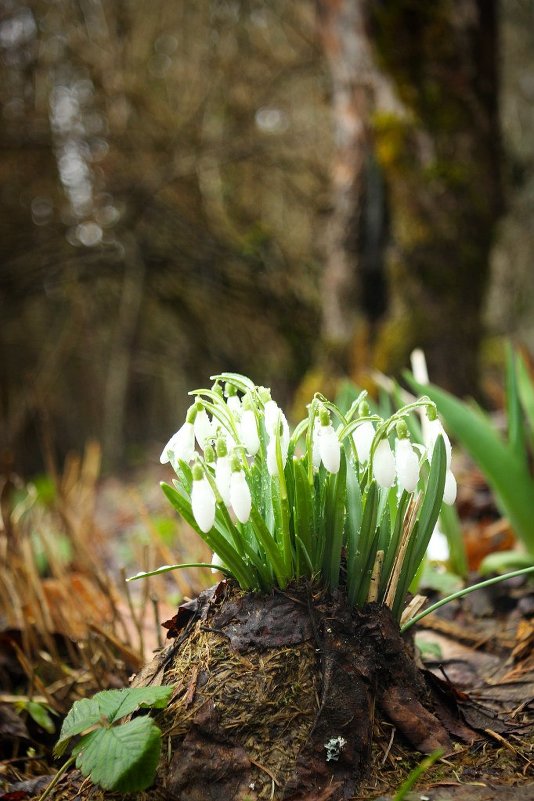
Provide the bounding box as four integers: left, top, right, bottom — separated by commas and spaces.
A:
2, 0, 534, 476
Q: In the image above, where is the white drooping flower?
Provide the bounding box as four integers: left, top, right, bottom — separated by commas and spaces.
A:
266, 436, 288, 477
319, 422, 341, 474
264, 400, 290, 449
443, 469, 457, 506
352, 421, 375, 465
160, 421, 195, 465
425, 416, 452, 468
264, 399, 281, 434
373, 438, 396, 488
191, 473, 216, 533
226, 394, 241, 418
211, 551, 225, 574
215, 455, 232, 506
239, 408, 260, 456
427, 524, 450, 562
395, 437, 420, 493
193, 408, 213, 449
230, 469, 252, 524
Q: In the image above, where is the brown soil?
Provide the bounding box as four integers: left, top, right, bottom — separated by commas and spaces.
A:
39, 581, 481, 801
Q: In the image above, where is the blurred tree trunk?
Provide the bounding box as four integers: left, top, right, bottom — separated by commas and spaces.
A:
317, 0, 377, 373
370, 0, 502, 394
318, 0, 502, 394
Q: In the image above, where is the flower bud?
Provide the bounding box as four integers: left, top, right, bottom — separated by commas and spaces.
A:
319, 423, 340, 474
352, 421, 375, 464
373, 438, 396, 488
160, 421, 195, 465
427, 524, 449, 561
395, 437, 420, 493
230, 469, 252, 524
266, 437, 288, 476
215, 455, 232, 506
211, 551, 225, 574
425, 416, 452, 468
193, 405, 213, 449
191, 472, 216, 533
239, 409, 260, 456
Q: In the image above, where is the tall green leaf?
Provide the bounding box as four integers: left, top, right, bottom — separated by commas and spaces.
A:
406, 375, 534, 554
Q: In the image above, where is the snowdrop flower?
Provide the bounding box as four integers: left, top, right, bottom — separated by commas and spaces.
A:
395, 429, 420, 493
239, 408, 260, 456
160, 414, 196, 465
352, 421, 375, 465
318, 409, 340, 474
225, 384, 242, 419
266, 436, 288, 477
193, 403, 213, 449
373, 438, 396, 488
264, 400, 290, 448
427, 524, 450, 562
191, 464, 216, 533
211, 551, 225, 574
264, 399, 281, 434
215, 457, 231, 506
312, 417, 322, 471
230, 465, 252, 524
425, 413, 452, 468
443, 469, 457, 506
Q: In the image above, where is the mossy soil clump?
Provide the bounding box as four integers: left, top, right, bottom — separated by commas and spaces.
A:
43, 582, 474, 801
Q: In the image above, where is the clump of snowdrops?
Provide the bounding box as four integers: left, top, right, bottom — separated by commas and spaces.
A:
137, 373, 456, 621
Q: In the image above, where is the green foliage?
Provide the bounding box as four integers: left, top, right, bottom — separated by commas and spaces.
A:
18, 700, 56, 734
134, 373, 451, 621
406, 346, 534, 571
54, 686, 173, 793
392, 749, 444, 801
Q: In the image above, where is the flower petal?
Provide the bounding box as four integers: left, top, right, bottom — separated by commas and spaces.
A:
215, 455, 232, 506
443, 470, 457, 506
352, 421, 375, 464
319, 425, 340, 474
160, 422, 195, 465
194, 410, 213, 449
395, 438, 420, 493
230, 471, 252, 524
191, 477, 216, 533
239, 409, 260, 456
373, 439, 396, 488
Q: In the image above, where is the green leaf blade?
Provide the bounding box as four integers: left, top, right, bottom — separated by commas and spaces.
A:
74, 717, 162, 793
406, 375, 534, 554
93, 686, 173, 724
54, 698, 101, 756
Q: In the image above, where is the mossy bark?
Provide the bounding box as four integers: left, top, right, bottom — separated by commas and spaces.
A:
369, 0, 502, 394
49, 583, 475, 801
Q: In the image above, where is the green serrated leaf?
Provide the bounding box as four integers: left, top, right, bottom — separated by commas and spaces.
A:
55, 687, 172, 757
54, 698, 102, 756
92, 686, 173, 724
73, 716, 162, 792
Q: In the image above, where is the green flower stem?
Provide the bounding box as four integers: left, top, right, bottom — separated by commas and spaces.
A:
401, 565, 534, 633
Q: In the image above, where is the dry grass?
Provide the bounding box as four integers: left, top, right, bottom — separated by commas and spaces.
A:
0, 441, 213, 772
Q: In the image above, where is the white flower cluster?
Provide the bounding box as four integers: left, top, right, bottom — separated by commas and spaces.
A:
160, 383, 456, 551
160, 389, 257, 535
353, 410, 456, 504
